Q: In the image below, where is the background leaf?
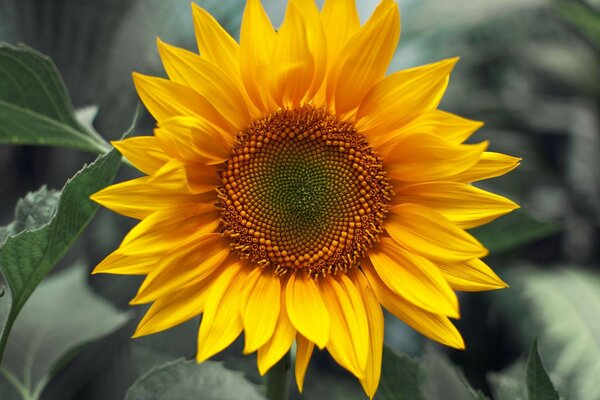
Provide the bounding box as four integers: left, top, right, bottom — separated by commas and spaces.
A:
521, 268, 600, 400
376, 346, 426, 400
0, 138, 124, 361
526, 339, 559, 400
0, 43, 110, 154
487, 360, 527, 400
0, 265, 131, 399
125, 358, 267, 400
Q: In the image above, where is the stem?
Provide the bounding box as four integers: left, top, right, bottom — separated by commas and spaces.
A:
265, 352, 290, 400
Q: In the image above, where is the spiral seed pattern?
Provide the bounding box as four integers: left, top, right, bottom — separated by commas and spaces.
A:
218, 106, 391, 278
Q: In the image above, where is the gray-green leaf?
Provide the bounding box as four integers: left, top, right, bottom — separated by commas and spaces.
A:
522, 268, 598, 400
376, 346, 426, 400
0, 139, 123, 361
0, 43, 110, 154
125, 358, 267, 400
0, 265, 131, 400
526, 339, 559, 400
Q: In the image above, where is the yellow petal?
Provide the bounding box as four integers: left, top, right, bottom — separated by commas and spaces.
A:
327, 0, 400, 116
131, 234, 230, 304
384, 133, 488, 182
133, 272, 217, 337
92, 250, 156, 275
268, 4, 314, 108
256, 291, 296, 375
90, 169, 216, 219
350, 270, 384, 399
111, 137, 170, 175
372, 110, 483, 156
362, 262, 465, 349
294, 333, 314, 393
191, 3, 239, 80
386, 203, 488, 262
131, 73, 230, 131
240, 0, 277, 113
368, 240, 459, 317
118, 203, 220, 255
394, 181, 519, 229
320, 275, 369, 379
356, 58, 458, 136
437, 258, 508, 292
241, 268, 281, 354
157, 39, 250, 131
452, 151, 521, 183
285, 271, 330, 349
197, 261, 248, 362
155, 117, 231, 165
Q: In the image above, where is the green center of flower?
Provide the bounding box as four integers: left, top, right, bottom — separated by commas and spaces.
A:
218, 106, 391, 277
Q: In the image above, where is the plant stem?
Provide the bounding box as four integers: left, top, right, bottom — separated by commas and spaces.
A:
265, 352, 290, 400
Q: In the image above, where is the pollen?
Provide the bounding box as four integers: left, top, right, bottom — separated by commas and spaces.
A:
217, 106, 392, 278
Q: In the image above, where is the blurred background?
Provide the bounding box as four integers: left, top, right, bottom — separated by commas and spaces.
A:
0, 0, 599, 399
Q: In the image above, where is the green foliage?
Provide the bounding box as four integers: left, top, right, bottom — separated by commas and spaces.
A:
487, 360, 527, 400
472, 210, 561, 254
526, 339, 559, 400
0, 43, 110, 154
376, 346, 426, 400
125, 358, 267, 400
0, 265, 130, 400
521, 268, 600, 400
0, 140, 124, 361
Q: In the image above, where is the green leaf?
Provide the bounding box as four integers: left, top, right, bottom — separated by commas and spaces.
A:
0, 265, 131, 400
0, 43, 110, 154
0, 130, 127, 361
376, 346, 426, 400
125, 358, 267, 400
423, 347, 489, 400
471, 210, 562, 254
526, 339, 559, 400
522, 268, 599, 400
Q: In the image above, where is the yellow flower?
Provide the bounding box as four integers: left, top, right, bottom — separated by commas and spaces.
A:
91, 0, 519, 397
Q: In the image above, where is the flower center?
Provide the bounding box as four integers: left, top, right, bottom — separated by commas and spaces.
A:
218, 106, 391, 278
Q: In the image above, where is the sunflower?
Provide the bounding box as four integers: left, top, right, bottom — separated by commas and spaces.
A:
91, 0, 519, 397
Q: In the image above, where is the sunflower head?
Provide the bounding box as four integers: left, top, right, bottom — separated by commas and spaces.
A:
91, 0, 520, 397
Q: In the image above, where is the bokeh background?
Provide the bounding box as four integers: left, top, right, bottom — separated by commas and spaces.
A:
1, 0, 599, 399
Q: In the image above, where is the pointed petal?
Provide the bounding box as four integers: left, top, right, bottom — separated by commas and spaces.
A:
386, 203, 488, 262
268, 4, 314, 108
241, 268, 281, 353
285, 271, 330, 349
294, 333, 314, 393
356, 58, 458, 136
350, 270, 384, 399
240, 0, 277, 113
118, 203, 220, 255
157, 39, 251, 131
372, 110, 483, 156
131, 234, 230, 304
111, 137, 170, 175
92, 250, 156, 275
368, 239, 459, 317
155, 116, 231, 165
384, 133, 487, 182
256, 291, 296, 375
197, 261, 248, 362
437, 258, 508, 292
191, 3, 239, 80
327, 0, 399, 116
131, 73, 230, 130
320, 275, 369, 379
133, 272, 217, 337
362, 263, 465, 349
452, 152, 521, 183
395, 181, 519, 229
